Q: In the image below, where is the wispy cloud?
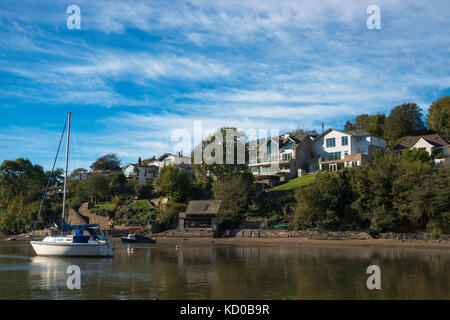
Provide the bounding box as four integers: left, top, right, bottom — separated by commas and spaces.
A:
0, 0, 448, 167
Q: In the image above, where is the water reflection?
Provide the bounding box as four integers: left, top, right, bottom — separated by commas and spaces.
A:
0, 242, 448, 299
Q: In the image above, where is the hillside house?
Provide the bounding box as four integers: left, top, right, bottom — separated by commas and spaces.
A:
311, 128, 386, 171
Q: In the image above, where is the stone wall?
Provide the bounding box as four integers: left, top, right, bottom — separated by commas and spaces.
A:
68, 202, 112, 230
235, 230, 373, 240
234, 230, 449, 240
379, 233, 449, 241
153, 230, 215, 238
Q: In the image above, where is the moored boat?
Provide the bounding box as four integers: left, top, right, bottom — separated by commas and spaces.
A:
30, 112, 114, 257
121, 233, 156, 244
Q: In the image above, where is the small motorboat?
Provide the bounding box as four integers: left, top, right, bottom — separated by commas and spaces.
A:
121, 233, 156, 244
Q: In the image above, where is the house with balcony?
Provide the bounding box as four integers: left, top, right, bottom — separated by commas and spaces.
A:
311, 128, 386, 171
249, 133, 315, 182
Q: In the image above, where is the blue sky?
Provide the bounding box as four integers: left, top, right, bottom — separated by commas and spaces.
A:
0, 0, 449, 172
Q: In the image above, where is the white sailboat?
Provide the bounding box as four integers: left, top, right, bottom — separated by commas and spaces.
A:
30, 112, 114, 257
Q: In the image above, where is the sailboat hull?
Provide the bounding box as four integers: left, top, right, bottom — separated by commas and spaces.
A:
30, 240, 114, 257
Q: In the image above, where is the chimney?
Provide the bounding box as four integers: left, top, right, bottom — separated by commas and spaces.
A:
322, 122, 324, 134
138, 157, 142, 166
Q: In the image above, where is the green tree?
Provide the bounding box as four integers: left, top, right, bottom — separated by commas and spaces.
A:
344, 114, 385, 137
153, 201, 187, 232
384, 103, 426, 143
212, 172, 255, 229
83, 174, 111, 203
136, 181, 154, 199
408, 166, 450, 235
109, 173, 127, 196
154, 164, 194, 203
192, 127, 248, 181
294, 170, 357, 231
426, 95, 450, 139
90, 153, 121, 171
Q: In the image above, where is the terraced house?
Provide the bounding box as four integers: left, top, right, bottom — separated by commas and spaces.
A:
311, 128, 386, 171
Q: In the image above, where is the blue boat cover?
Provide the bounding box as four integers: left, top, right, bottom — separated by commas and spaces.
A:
61, 219, 100, 232
62, 220, 107, 241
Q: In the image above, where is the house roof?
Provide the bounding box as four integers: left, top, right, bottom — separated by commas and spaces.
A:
313, 128, 383, 142
343, 129, 374, 137
183, 200, 222, 215
259, 133, 311, 150
394, 134, 450, 150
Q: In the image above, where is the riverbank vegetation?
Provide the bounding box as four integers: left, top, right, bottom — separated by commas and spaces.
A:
294, 150, 449, 236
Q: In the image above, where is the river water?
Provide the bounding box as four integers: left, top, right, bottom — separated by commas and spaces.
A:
0, 241, 448, 299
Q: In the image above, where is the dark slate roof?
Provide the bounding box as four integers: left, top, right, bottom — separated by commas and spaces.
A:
184, 200, 222, 215
343, 129, 374, 137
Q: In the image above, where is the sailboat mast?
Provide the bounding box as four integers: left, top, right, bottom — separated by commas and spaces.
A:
61, 112, 71, 225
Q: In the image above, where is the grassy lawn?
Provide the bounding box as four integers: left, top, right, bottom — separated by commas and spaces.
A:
270, 175, 316, 192
94, 202, 116, 209
131, 199, 152, 209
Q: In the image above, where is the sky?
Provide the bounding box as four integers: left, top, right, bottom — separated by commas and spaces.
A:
0, 0, 449, 172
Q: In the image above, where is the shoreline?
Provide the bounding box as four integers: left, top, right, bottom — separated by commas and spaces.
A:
2, 233, 449, 250
152, 237, 450, 250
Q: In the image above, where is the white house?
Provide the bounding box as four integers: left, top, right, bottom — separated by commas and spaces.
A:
157, 152, 191, 168
394, 134, 449, 157
153, 152, 193, 174
311, 128, 386, 171
122, 157, 159, 184
394, 134, 450, 166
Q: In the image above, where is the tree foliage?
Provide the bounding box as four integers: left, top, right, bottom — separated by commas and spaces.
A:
344, 113, 386, 137
426, 95, 450, 139
383, 103, 427, 143
212, 172, 255, 229
192, 127, 248, 181
0, 159, 61, 234
90, 153, 121, 171
294, 152, 448, 235
154, 164, 195, 203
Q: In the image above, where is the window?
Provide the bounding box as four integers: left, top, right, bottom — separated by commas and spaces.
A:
326, 138, 336, 148
328, 152, 341, 160
342, 136, 348, 146
357, 136, 366, 142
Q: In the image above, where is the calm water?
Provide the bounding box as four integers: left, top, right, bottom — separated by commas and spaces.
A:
0, 240, 448, 299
